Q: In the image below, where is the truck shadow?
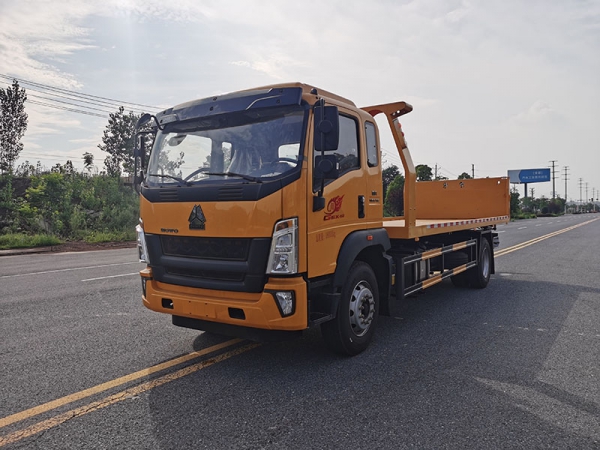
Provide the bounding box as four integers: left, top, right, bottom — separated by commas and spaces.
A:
146, 275, 600, 449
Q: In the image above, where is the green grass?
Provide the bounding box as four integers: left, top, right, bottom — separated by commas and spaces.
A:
83, 230, 136, 243
0, 233, 62, 250
511, 213, 537, 220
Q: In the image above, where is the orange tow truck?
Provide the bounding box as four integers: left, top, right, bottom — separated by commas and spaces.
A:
133, 83, 509, 355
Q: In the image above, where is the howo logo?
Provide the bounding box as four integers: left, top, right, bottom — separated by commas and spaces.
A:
189, 204, 206, 230
324, 195, 345, 221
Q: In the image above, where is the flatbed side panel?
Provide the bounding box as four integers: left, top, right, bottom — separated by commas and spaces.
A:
415, 177, 510, 220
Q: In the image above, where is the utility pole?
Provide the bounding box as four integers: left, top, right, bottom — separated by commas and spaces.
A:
434, 164, 438, 180
471, 164, 474, 178
549, 160, 558, 199
579, 178, 584, 208
586, 182, 589, 207
563, 166, 569, 213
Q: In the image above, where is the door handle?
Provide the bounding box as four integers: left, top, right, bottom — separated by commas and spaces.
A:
358, 195, 365, 218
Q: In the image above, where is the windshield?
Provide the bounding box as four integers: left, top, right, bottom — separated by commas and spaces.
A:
146, 106, 306, 186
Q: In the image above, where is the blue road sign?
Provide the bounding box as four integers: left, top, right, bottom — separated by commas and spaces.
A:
507, 168, 551, 184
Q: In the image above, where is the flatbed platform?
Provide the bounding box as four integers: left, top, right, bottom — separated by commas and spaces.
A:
383, 215, 510, 239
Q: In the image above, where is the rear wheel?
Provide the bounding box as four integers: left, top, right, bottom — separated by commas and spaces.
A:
469, 238, 491, 289
446, 251, 470, 288
321, 261, 379, 356
450, 271, 470, 287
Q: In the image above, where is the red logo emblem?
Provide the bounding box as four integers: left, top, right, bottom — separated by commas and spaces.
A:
324, 195, 345, 221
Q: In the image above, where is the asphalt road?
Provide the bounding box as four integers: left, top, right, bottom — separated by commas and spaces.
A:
1, 214, 599, 449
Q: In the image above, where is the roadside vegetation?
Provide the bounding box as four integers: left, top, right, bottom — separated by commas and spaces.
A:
0, 167, 138, 248
0, 232, 61, 250
0, 80, 144, 250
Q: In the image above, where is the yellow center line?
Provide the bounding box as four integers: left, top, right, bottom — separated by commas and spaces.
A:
495, 218, 598, 257
0, 343, 260, 448
0, 338, 242, 430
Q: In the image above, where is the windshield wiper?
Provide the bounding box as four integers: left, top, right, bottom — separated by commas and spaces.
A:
146, 173, 190, 186
205, 172, 262, 183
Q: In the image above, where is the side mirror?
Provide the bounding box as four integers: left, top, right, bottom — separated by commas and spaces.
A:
133, 134, 146, 193
314, 154, 339, 181
314, 105, 339, 151
136, 113, 152, 129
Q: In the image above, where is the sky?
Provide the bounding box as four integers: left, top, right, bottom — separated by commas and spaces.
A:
0, 0, 599, 201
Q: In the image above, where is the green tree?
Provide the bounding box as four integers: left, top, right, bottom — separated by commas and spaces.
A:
382, 165, 399, 202
82, 152, 94, 174
458, 172, 472, 180
0, 80, 28, 174
383, 174, 405, 217
98, 106, 139, 177
415, 164, 433, 181
548, 197, 565, 215
510, 189, 521, 216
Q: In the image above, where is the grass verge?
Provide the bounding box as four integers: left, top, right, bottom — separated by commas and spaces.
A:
0, 233, 62, 250
84, 230, 136, 243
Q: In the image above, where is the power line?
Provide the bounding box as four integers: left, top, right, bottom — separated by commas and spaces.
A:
26, 92, 115, 114
0, 79, 150, 117
0, 79, 142, 113
0, 73, 160, 111
26, 99, 107, 118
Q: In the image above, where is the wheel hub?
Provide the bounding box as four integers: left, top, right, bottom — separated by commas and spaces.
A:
349, 281, 375, 337
481, 249, 490, 278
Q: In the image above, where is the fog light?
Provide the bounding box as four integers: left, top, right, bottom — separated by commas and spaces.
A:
273, 291, 295, 317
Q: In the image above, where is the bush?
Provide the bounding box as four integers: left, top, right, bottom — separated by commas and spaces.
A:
384, 174, 405, 217
1, 171, 138, 248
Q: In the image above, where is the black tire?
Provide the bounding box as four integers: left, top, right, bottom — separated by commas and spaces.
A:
469, 238, 491, 289
446, 251, 470, 288
450, 271, 470, 287
321, 261, 379, 356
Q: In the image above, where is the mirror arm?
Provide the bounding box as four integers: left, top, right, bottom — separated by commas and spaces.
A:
313, 98, 327, 211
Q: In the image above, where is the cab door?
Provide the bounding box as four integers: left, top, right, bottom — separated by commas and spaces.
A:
364, 120, 384, 226
307, 110, 368, 279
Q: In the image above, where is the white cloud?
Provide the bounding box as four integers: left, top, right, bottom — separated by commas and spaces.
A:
510, 101, 561, 126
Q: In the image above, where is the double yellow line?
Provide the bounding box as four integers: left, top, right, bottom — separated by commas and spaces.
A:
495, 218, 598, 258
1, 217, 598, 447
0, 339, 259, 447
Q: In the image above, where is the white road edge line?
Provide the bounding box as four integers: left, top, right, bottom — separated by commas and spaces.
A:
0, 262, 140, 279
82, 273, 139, 282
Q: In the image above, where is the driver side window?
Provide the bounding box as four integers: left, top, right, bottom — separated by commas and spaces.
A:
313, 114, 359, 190
336, 115, 360, 173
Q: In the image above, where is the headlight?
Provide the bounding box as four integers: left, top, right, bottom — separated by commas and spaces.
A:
266, 218, 298, 274
136, 224, 150, 264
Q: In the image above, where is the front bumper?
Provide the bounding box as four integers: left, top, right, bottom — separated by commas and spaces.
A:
140, 268, 308, 331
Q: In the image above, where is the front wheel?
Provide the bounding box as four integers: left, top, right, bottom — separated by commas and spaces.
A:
321, 261, 379, 356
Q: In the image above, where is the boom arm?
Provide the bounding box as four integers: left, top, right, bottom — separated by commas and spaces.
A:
361, 101, 416, 227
